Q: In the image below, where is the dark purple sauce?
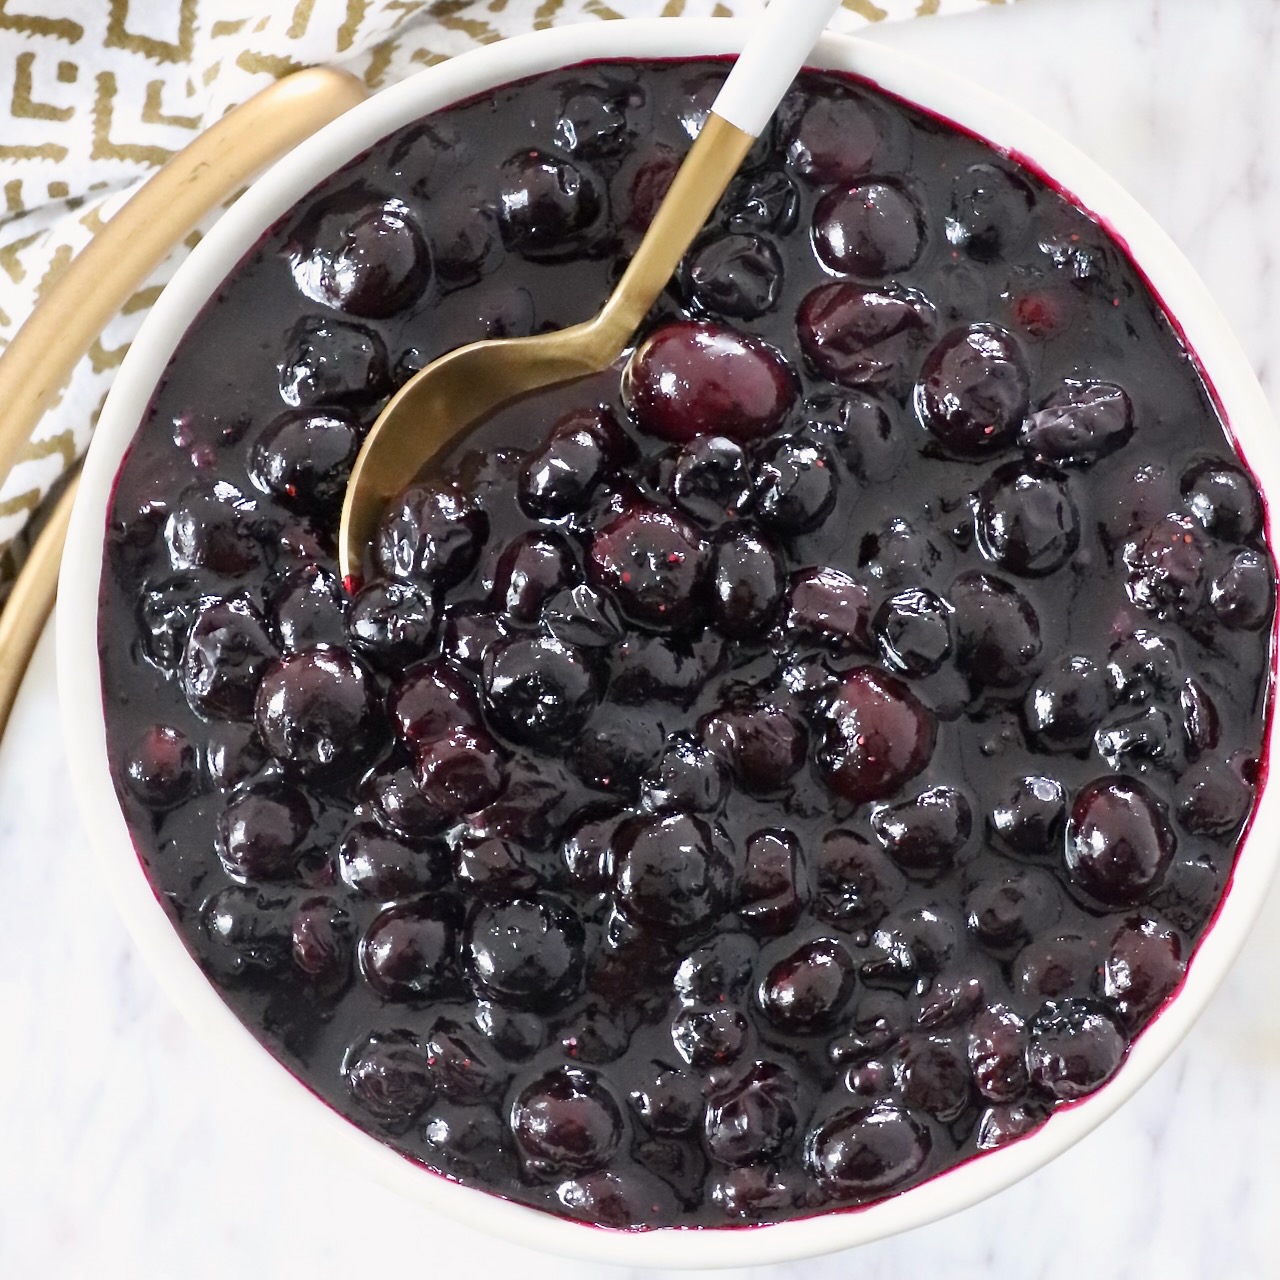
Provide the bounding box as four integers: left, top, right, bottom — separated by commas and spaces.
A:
98, 59, 1274, 1229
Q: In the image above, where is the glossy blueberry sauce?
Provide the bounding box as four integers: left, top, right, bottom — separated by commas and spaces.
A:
98, 59, 1274, 1229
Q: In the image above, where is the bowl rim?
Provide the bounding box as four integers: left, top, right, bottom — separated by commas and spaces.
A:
57, 17, 1280, 1268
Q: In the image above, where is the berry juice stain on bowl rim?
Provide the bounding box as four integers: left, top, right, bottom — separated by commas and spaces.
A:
56, 21, 1280, 1268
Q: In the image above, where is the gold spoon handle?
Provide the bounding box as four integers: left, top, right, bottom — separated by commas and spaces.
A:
592, 111, 755, 353
0, 66, 369, 738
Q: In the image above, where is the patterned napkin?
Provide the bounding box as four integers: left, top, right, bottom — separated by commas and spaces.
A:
0, 0, 1010, 586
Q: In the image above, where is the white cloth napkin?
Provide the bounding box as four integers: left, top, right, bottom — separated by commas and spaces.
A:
0, 0, 1010, 581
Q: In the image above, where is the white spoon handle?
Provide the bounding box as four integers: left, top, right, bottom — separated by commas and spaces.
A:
712, 0, 846, 138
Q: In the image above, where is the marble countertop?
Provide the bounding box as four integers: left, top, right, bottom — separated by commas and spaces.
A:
4, 0, 1280, 1274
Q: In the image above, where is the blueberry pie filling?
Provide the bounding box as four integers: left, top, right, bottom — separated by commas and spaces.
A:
99, 59, 1274, 1229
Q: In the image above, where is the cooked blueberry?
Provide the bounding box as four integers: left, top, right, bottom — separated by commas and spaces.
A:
974, 462, 1079, 576
1124, 514, 1208, 616
806, 1105, 930, 1195
278, 316, 390, 408
555, 1170, 671, 1229
797, 283, 933, 387
203, 723, 268, 791
787, 566, 872, 656
482, 636, 598, 744
711, 528, 785, 637
671, 1005, 749, 1068
704, 1063, 800, 1165
871, 906, 958, 978
754, 436, 837, 534
347, 579, 436, 669
859, 517, 945, 587
1026, 999, 1125, 1101
815, 667, 935, 805
138, 573, 209, 670
975, 1101, 1048, 1150
946, 163, 1034, 261
491, 531, 577, 624
498, 149, 604, 259
345, 1031, 435, 1126
950, 571, 1043, 689
555, 83, 629, 156
165, 481, 257, 576
642, 736, 730, 815
589, 503, 709, 630
376, 484, 487, 588
571, 702, 664, 795
201, 885, 292, 973
251, 411, 359, 513
255, 647, 376, 774
813, 180, 923, 277
1019, 381, 1133, 464
670, 435, 754, 527
916, 971, 985, 1030
519, 408, 622, 518
389, 659, 481, 746
454, 836, 538, 900
122, 724, 196, 809
424, 1019, 504, 1103
542, 584, 625, 650
630, 1068, 703, 1136
290, 192, 429, 317
432, 199, 503, 289
738, 828, 805, 934
625, 321, 795, 444
990, 775, 1067, 858
269, 563, 346, 652
290, 896, 350, 980
673, 934, 757, 1005
966, 869, 1060, 950
725, 166, 799, 234
701, 701, 808, 793
1103, 916, 1184, 1029
511, 1067, 623, 1172
467, 895, 584, 1008
758, 937, 855, 1033
182, 597, 278, 720
1066, 776, 1176, 906
415, 727, 506, 817
916, 324, 1029, 454
1210, 548, 1274, 629
685, 231, 782, 319
802, 390, 904, 484
1106, 629, 1182, 704
337, 822, 444, 899
874, 587, 952, 677
217, 783, 311, 881
614, 812, 731, 936
1094, 705, 1177, 770
610, 630, 723, 707
784, 89, 879, 183
1014, 932, 1098, 1001
967, 1004, 1029, 1102
360, 899, 456, 1000
1025, 656, 1108, 751
1181, 458, 1262, 542
898, 1036, 971, 1121
813, 829, 906, 928
872, 786, 972, 875
1179, 678, 1221, 758
1176, 756, 1254, 836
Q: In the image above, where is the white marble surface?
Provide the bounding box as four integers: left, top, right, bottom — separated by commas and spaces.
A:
5, 0, 1280, 1273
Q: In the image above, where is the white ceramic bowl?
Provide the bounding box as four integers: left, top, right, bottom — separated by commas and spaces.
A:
57, 18, 1280, 1269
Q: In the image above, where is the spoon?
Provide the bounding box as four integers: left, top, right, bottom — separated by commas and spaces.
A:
338, 0, 844, 585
